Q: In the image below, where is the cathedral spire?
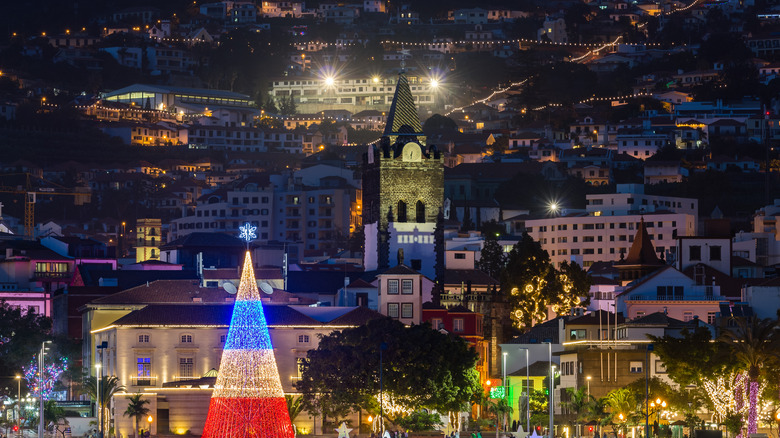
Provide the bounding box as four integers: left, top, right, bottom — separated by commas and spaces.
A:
383, 72, 425, 146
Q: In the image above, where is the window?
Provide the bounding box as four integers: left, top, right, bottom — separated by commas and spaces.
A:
569, 329, 586, 340
220, 335, 227, 343
710, 245, 721, 261
387, 303, 399, 318
179, 358, 194, 378
397, 201, 407, 222
707, 312, 716, 324
388, 279, 399, 294
181, 334, 193, 343
453, 318, 464, 332
431, 318, 443, 330
454, 253, 466, 259
137, 357, 151, 377
401, 303, 413, 319
629, 361, 643, 373
138, 334, 150, 343
683, 311, 693, 322
298, 335, 310, 343
415, 200, 425, 223
690, 245, 701, 261
401, 279, 413, 294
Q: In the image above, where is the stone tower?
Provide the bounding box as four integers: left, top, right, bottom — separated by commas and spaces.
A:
363, 72, 443, 278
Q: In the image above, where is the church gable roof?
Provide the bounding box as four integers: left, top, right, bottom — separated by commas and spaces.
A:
622, 218, 664, 266
383, 73, 423, 139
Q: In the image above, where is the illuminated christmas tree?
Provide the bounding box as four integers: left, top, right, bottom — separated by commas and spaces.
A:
202, 235, 294, 438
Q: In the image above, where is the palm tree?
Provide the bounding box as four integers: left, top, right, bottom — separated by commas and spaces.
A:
285, 394, 305, 423
562, 387, 589, 437
123, 394, 151, 438
718, 317, 780, 434
487, 398, 513, 438
606, 388, 637, 438
584, 396, 610, 437
44, 401, 68, 438
84, 376, 126, 436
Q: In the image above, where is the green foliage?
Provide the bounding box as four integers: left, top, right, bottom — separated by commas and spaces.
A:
296, 317, 481, 419
717, 317, 780, 381
396, 410, 443, 432
648, 325, 728, 388
422, 114, 458, 134
561, 387, 589, 423
722, 412, 743, 437
0, 301, 52, 397
501, 233, 588, 328
84, 376, 126, 434
476, 234, 506, 280
123, 393, 151, 438
286, 394, 305, 423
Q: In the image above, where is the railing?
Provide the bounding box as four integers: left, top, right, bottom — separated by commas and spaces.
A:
131, 376, 157, 386
440, 293, 493, 302
625, 294, 719, 301
32, 271, 72, 280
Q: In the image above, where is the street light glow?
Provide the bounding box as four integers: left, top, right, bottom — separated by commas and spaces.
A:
325, 76, 335, 86
430, 79, 439, 88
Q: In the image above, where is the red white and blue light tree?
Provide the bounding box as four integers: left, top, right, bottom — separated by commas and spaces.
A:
201, 223, 294, 438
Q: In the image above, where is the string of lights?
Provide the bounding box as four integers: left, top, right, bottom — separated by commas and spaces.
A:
201, 246, 294, 438
294, 38, 678, 49
23, 357, 68, 399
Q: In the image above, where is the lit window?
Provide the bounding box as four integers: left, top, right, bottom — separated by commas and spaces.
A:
629, 361, 643, 373
137, 357, 151, 377
179, 358, 194, 378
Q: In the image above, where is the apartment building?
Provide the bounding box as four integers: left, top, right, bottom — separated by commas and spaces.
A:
269, 74, 441, 113
524, 185, 698, 267
169, 174, 355, 252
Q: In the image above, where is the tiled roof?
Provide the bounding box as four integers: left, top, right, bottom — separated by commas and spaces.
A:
328, 306, 387, 325
620, 218, 663, 266
509, 360, 553, 377
443, 269, 499, 285
111, 303, 326, 326
159, 232, 246, 250
78, 267, 198, 289
89, 280, 232, 305
381, 264, 420, 275
346, 278, 376, 288
623, 311, 684, 326
506, 317, 562, 344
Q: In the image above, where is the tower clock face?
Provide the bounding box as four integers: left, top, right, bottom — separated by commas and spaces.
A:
402, 142, 422, 162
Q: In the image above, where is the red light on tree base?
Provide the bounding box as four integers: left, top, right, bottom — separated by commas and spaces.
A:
589, 426, 594, 432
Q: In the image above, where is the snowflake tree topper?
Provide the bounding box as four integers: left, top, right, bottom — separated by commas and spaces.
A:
239, 222, 257, 248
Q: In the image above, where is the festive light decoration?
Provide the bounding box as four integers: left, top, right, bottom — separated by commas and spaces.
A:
23, 357, 68, 399
238, 222, 257, 243
201, 251, 294, 438
701, 371, 770, 437
748, 381, 759, 435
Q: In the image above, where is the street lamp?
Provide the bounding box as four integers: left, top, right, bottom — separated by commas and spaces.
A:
147, 415, 153, 435
39, 340, 52, 438
15, 375, 21, 435
586, 376, 591, 400
379, 342, 387, 436
543, 341, 553, 438
95, 363, 102, 438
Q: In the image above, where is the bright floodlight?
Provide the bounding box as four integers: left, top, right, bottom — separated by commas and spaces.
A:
373, 76, 380, 83
325, 76, 335, 86
430, 79, 439, 88
549, 202, 559, 213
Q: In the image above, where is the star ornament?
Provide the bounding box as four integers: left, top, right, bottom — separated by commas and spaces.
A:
239, 222, 257, 243
335, 422, 352, 438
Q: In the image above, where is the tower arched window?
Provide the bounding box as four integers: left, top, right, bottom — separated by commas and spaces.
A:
397, 201, 407, 222
416, 200, 425, 223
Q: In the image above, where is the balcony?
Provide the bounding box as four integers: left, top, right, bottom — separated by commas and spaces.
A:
131, 376, 157, 386
32, 271, 72, 280
625, 293, 720, 302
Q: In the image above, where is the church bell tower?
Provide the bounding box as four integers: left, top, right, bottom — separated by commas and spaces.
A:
362, 72, 443, 278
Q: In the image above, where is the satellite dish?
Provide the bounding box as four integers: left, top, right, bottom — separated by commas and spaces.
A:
259, 282, 274, 295
223, 283, 237, 294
